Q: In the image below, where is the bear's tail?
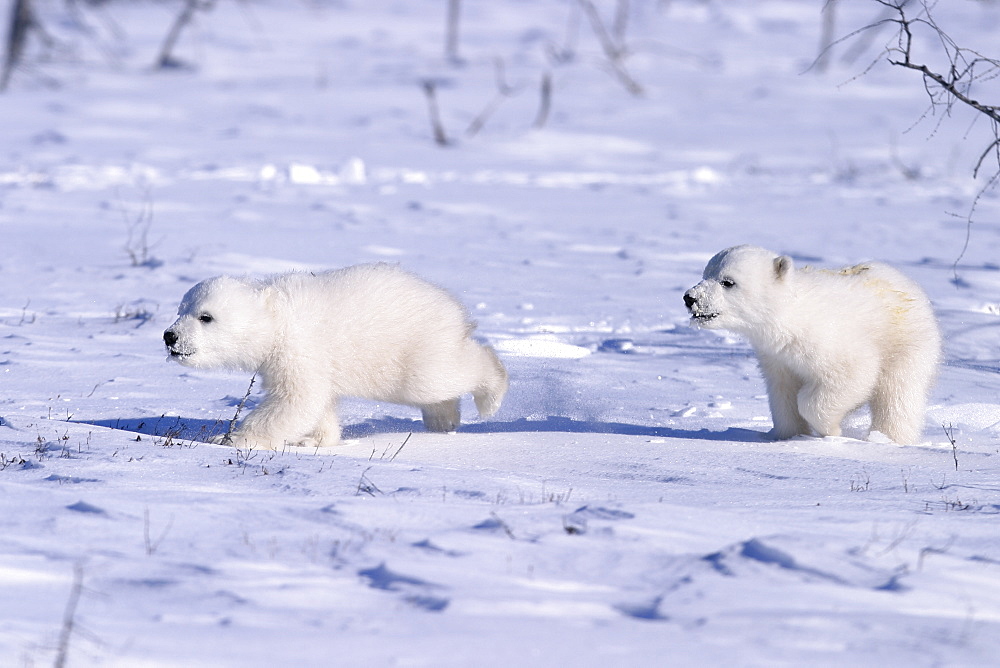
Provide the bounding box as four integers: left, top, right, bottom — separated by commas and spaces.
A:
472, 344, 508, 418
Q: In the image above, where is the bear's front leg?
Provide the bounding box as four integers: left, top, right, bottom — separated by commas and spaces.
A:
797, 360, 878, 439
760, 358, 810, 439
301, 400, 343, 447
228, 379, 333, 449
796, 381, 855, 439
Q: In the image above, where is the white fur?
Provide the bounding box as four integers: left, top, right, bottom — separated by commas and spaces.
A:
684, 245, 941, 444
164, 263, 508, 449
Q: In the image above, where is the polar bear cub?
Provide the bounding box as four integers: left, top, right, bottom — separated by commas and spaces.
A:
164, 263, 508, 449
684, 245, 941, 445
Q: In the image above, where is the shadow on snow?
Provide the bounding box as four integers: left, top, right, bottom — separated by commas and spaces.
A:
77, 414, 764, 444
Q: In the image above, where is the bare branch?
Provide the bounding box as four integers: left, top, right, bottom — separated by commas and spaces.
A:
612, 0, 630, 47
157, 0, 216, 69
466, 58, 523, 137
577, 0, 643, 96
814, 0, 838, 73
863, 1, 1000, 282
972, 133, 1000, 179
547, 1, 581, 65
421, 79, 451, 147
1, 0, 38, 91
445, 0, 462, 65
1, 0, 30, 91
534, 71, 553, 129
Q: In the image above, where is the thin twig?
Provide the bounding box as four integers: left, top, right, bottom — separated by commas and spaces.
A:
490, 512, 516, 540
577, 0, 643, 95
389, 432, 412, 462
144, 507, 174, 556
612, 0, 630, 47
156, 0, 216, 69
120, 187, 155, 267
445, 0, 462, 64
466, 58, 523, 137
534, 71, 553, 129
421, 79, 450, 146
222, 373, 256, 445
814, 0, 838, 73
54, 563, 84, 668
0, 0, 33, 91
356, 466, 382, 496
942, 422, 959, 471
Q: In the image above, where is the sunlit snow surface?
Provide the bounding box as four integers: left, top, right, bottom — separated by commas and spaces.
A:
2, 1, 1000, 666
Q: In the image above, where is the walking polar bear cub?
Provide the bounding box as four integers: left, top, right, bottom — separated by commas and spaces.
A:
164, 263, 508, 449
684, 245, 941, 445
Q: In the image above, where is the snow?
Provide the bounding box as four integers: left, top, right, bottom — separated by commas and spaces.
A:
2, 0, 1000, 665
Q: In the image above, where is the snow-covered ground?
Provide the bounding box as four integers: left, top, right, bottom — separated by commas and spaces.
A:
2, 1, 1000, 665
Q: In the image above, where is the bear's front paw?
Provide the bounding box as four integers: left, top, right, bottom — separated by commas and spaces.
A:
297, 434, 342, 448
766, 426, 805, 441
209, 430, 277, 450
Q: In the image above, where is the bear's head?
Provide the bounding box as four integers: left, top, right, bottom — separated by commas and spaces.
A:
163, 275, 278, 371
683, 245, 793, 336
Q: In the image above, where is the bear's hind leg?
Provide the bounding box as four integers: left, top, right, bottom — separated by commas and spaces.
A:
871, 368, 932, 445
421, 399, 461, 432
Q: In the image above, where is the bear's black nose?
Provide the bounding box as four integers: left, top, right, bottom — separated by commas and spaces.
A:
163, 330, 178, 347
683, 293, 697, 309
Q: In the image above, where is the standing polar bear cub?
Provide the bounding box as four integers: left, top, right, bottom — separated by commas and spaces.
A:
164, 263, 508, 449
684, 245, 941, 445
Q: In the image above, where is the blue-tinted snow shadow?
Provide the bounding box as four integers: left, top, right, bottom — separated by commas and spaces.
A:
466, 416, 764, 442
349, 415, 764, 443
78, 417, 226, 442
78, 415, 764, 444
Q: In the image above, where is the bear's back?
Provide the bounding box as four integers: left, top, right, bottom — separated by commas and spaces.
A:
784, 262, 932, 345
268, 263, 474, 353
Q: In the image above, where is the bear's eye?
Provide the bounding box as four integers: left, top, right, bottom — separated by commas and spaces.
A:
720, 278, 736, 289
198, 314, 214, 324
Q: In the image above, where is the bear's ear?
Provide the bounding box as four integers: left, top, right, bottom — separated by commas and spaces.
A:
773, 255, 793, 281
